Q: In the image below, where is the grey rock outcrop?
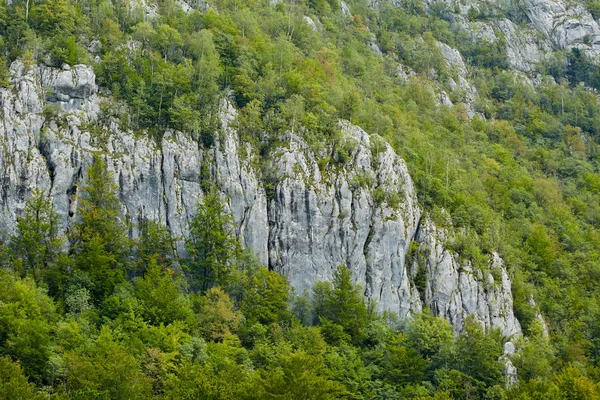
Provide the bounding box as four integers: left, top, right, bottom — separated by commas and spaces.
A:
437, 41, 478, 115
411, 219, 522, 337
304, 16, 320, 32
501, 341, 519, 387
0, 61, 522, 337
374, 0, 600, 72
267, 122, 420, 316
526, 0, 600, 50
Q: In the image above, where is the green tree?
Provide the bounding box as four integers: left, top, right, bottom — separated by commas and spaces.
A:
378, 333, 428, 386
314, 265, 370, 344
155, 24, 183, 61
407, 311, 455, 373
186, 189, 242, 290
64, 326, 152, 399
553, 365, 599, 400
192, 287, 242, 342
514, 319, 554, 382
455, 317, 504, 388
9, 190, 63, 282
241, 266, 290, 326
70, 156, 129, 301
133, 261, 193, 326
0, 356, 44, 400
257, 353, 345, 400
0, 270, 57, 384
136, 219, 176, 274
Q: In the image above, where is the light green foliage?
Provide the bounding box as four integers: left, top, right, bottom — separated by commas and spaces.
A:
514, 320, 555, 382
63, 326, 153, 399
0, 270, 57, 383
257, 352, 345, 399
193, 287, 242, 342
240, 266, 290, 326
553, 365, 600, 399
0, 356, 44, 400
133, 261, 193, 326
325, 343, 372, 397
0, 57, 10, 87
407, 311, 455, 371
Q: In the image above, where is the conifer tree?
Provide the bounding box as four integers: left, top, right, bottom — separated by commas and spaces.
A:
136, 219, 176, 275
314, 265, 370, 344
70, 156, 129, 301
9, 189, 63, 282
186, 189, 241, 290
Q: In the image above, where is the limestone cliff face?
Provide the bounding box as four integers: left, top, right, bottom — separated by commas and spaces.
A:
411, 219, 521, 337
0, 60, 521, 337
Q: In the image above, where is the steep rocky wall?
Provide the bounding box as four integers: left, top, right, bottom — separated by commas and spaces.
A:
411, 219, 521, 337
0, 61, 520, 337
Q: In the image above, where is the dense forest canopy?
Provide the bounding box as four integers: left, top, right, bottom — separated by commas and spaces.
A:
3, 0, 600, 398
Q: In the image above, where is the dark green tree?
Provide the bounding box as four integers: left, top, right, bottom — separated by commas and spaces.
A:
9, 190, 63, 282
186, 189, 242, 290
314, 265, 370, 344
70, 156, 129, 301
136, 219, 176, 275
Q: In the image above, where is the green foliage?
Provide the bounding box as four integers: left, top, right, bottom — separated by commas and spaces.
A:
566, 48, 600, 90
257, 352, 345, 399
455, 317, 504, 388
407, 311, 455, 371
186, 189, 242, 290
9, 190, 63, 282
6, 0, 600, 396
240, 266, 290, 326
193, 287, 243, 342
0, 356, 44, 400
70, 156, 129, 301
314, 265, 370, 344
63, 326, 153, 399
136, 219, 176, 274
586, 0, 600, 20
0, 57, 10, 87
0, 270, 57, 384
514, 320, 555, 382
133, 261, 193, 326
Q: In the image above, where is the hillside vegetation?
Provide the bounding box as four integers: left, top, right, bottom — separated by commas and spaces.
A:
3, 0, 600, 398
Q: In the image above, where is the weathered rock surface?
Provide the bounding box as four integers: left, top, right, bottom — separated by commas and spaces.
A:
0, 61, 521, 337
410, 219, 522, 337
526, 0, 600, 50
267, 122, 420, 317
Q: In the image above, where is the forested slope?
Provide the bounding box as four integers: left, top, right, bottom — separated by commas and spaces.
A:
2, 0, 600, 398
